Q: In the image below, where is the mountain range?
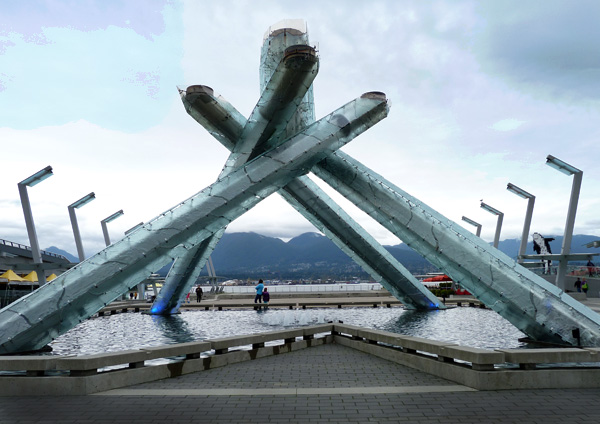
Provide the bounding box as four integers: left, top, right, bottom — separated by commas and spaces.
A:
46, 232, 600, 281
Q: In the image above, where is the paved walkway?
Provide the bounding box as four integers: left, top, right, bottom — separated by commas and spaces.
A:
3, 343, 600, 423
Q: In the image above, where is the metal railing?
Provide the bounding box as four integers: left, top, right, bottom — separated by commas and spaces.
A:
0, 238, 67, 261
219, 283, 383, 294
527, 264, 600, 278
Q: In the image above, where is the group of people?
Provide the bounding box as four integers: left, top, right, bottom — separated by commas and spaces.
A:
574, 278, 590, 294
254, 279, 270, 307
185, 286, 203, 303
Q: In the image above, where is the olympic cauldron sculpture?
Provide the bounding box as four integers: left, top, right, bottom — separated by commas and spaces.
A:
1, 20, 600, 354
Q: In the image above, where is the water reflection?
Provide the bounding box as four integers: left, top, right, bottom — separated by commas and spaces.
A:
149, 314, 198, 345
379, 307, 525, 349
48, 307, 525, 355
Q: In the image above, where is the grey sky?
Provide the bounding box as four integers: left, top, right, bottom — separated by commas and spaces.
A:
1, 0, 599, 257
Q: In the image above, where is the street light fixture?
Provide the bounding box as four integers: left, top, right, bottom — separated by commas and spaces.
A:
480, 201, 504, 248
68, 192, 96, 262
125, 222, 144, 236
507, 183, 535, 264
101, 210, 124, 246
546, 154, 583, 290
461, 216, 482, 237
18, 166, 53, 285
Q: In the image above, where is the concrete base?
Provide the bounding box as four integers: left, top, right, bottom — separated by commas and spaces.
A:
336, 335, 600, 390
0, 337, 330, 396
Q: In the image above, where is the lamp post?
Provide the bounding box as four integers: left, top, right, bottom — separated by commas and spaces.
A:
68, 192, 96, 262
461, 216, 482, 237
480, 202, 504, 248
507, 183, 535, 264
101, 210, 124, 246
546, 155, 583, 290
18, 166, 53, 285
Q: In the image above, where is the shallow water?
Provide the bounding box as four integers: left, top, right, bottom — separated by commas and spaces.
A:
48, 306, 525, 356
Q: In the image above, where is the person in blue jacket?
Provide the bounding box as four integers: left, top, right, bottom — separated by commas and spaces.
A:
254, 279, 264, 303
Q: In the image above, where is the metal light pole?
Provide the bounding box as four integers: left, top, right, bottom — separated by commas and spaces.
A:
101, 210, 124, 247
18, 166, 53, 285
546, 155, 583, 290
480, 202, 504, 249
461, 216, 482, 237
68, 192, 96, 262
507, 183, 535, 264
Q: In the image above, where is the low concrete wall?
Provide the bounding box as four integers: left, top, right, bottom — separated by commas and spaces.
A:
333, 324, 600, 390
0, 326, 333, 396
3, 323, 600, 395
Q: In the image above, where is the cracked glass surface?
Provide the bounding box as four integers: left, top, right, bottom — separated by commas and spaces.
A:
313, 151, 600, 346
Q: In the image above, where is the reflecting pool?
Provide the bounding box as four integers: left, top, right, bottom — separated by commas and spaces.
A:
48, 306, 525, 356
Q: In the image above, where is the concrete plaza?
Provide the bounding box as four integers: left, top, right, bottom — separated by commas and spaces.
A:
2, 343, 600, 423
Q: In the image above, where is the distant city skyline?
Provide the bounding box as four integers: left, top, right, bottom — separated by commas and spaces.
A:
1, 1, 600, 258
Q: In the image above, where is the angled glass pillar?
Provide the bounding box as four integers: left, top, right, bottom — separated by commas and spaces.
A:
101, 210, 124, 247
18, 166, 53, 286
177, 21, 440, 310
480, 202, 503, 249
461, 216, 482, 237
183, 86, 439, 310
164, 20, 440, 313
0, 92, 388, 354
151, 32, 321, 315
546, 155, 583, 290
312, 151, 600, 346
68, 192, 96, 262
507, 183, 535, 264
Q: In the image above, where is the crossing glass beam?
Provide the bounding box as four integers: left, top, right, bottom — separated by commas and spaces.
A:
0, 92, 388, 354
312, 151, 600, 346
161, 20, 441, 313
151, 33, 321, 315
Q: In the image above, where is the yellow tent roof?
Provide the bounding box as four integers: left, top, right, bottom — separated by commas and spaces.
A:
48, 273, 58, 281
0, 269, 27, 282
23, 271, 38, 282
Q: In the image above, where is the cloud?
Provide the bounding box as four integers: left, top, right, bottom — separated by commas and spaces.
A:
2, 0, 600, 257
491, 119, 526, 131
0, 1, 183, 131
474, 1, 600, 106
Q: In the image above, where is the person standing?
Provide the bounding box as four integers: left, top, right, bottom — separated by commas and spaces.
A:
195, 286, 203, 303
582, 279, 589, 294
574, 278, 582, 292
587, 260, 595, 277
254, 279, 264, 303
262, 287, 270, 309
